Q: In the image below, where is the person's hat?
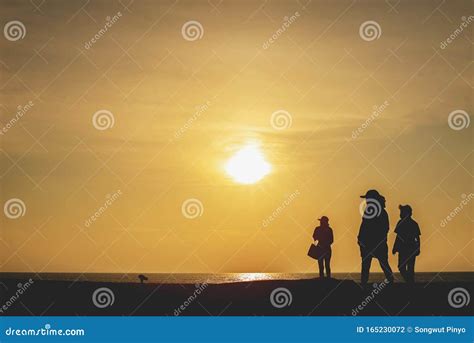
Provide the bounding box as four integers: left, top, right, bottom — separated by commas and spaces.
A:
318, 216, 329, 223
360, 189, 382, 199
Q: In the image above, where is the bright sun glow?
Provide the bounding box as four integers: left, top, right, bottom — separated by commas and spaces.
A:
225, 145, 271, 184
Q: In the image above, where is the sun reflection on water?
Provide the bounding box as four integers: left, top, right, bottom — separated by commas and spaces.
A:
235, 273, 273, 282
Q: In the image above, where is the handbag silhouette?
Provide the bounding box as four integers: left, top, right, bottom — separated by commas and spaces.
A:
307, 243, 322, 260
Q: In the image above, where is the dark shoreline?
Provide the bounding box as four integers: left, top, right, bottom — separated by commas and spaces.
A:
1, 271, 472, 283
1, 276, 472, 316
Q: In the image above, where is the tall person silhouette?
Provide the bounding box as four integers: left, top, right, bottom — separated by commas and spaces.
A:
358, 190, 394, 287
392, 205, 421, 283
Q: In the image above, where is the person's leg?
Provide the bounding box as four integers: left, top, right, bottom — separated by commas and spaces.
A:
318, 259, 324, 278
407, 256, 416, 284
378, 256, 394, 282
325, 254, 331, 278
361, 254, 372, 286
398, 252, 408, 282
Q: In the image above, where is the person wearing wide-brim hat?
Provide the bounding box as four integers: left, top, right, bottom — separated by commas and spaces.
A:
312, 216, 334, 278
357, 189, 394, 287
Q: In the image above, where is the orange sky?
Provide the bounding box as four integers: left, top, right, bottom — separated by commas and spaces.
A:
1, 0, 472, 274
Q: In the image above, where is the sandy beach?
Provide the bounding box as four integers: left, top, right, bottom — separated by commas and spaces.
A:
1, 274, 472, 316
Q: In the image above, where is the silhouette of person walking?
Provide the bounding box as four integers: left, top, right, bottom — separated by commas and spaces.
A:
392, 205, 421, 284
312, 216, 334, 278
358, 190, 394, 287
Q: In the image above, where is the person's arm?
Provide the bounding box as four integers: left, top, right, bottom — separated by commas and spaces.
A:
416, 235, 421, 255
312, 228, 318, 242
414, 221, 421, 254
329, 229, 334, 245
357, 221, 365, 246
392, 236, 399, 254
392, 220, 400, 254
382, 211, 390, 235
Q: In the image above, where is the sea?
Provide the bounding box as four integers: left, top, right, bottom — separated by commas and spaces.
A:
1, 272, 472, 284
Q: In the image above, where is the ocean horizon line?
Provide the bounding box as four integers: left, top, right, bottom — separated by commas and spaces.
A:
2, 271, 472, 284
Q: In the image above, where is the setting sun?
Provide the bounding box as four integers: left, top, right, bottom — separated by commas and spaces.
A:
225, 144, 271, 184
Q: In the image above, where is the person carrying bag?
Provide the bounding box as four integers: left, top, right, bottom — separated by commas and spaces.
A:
308, 216, 334, 278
